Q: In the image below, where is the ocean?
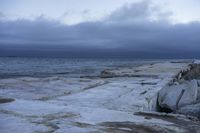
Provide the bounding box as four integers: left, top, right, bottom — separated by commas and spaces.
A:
0, 57, 160, 79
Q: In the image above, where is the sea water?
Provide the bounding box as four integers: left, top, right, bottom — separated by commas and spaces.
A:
0, 57, 158, 79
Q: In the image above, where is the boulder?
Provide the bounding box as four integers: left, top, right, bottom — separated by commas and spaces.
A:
158, 80, 198, 111
178, 103, 200, 119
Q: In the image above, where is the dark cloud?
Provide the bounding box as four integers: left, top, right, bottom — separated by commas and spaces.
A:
0, 1, 200, 58
105, 0, 172, 24
106, 0, 151, 23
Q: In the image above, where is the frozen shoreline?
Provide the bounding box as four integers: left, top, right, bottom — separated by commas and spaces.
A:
0, 60, 200, 133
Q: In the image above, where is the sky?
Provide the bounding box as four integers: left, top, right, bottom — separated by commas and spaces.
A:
0, 0, 200, 58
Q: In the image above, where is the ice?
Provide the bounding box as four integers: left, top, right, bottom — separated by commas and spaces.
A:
1, 60, 200, 133
0, 113, 49, 133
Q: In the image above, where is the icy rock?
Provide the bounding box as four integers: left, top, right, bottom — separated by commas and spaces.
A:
182, 64, 200, 80
100, 70, 115, 78
158, 80, 198, 111
178, 103, 200, 119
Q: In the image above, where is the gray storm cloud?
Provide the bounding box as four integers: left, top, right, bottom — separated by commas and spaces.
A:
0, 1, 200, 58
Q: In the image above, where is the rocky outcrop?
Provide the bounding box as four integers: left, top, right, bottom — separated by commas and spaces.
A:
100, 69, 159, 78
100, 70, 116, 78
182, 64, 200, 80
172, 63, 200, 82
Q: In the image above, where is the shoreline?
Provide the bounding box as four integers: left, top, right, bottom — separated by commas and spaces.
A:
0, 60, 200, 133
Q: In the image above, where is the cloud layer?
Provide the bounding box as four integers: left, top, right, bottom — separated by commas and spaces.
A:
0, 1, 200, 58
